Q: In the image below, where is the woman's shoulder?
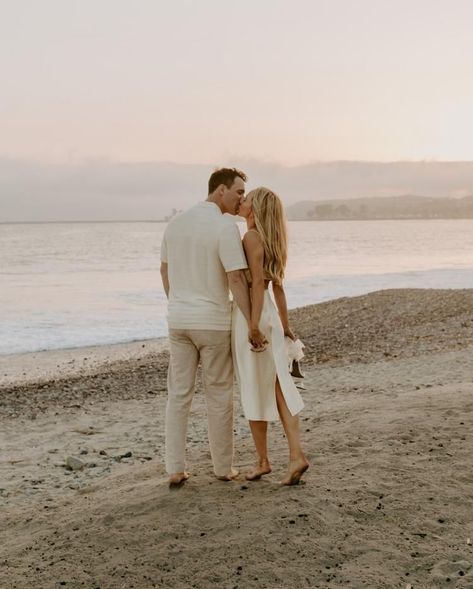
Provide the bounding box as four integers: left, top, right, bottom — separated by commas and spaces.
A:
242, 230, 264, 256
243, 228, 262, 245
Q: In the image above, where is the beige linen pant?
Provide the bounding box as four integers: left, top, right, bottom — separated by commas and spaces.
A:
165, 328, 234, 477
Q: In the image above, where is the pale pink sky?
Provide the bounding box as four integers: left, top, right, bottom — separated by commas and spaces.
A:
1, 0, 473, 165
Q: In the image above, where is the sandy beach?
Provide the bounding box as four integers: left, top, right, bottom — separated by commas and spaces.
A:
1, 288, 473, 589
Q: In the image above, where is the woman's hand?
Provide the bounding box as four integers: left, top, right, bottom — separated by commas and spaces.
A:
284, 327, 296, 341
249, 327, 268, 351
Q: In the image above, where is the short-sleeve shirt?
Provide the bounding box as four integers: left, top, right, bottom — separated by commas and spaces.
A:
160, 201, 248, 330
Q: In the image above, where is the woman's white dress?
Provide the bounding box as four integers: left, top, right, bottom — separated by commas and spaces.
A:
232, 290, 304, 421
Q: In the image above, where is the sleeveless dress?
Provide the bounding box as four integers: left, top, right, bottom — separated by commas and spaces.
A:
232, 276, 304, 422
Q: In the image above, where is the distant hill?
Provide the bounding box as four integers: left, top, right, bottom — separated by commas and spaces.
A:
285, 201, 319, 220
286, 195, 473, 220
3, 158, 473, 222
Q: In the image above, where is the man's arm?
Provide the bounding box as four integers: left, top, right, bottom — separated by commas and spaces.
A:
242, 231, 265, 344
228, 269, 267, 349
227, 269, 250, 321
160, 262, 169, 298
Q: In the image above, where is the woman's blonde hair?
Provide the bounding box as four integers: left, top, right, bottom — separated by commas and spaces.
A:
248, 187, 288, 284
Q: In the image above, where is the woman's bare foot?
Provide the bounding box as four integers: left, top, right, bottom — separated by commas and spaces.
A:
280, 457, 309, 486
168, 472, 189, 487
245, 459, 272, 481
216, 467, 239, 481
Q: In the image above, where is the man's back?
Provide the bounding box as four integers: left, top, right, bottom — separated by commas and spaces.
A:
161, 201, 247, 330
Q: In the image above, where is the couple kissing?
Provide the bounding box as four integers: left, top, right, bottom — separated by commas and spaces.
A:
160, 167, 309, 488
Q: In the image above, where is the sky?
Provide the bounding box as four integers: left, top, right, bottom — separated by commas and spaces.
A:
2, 0, 473, 166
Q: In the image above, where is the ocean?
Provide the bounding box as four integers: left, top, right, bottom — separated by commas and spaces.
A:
1, 219, 473, 355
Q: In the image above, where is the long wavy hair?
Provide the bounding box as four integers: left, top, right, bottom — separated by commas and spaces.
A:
248, 187, 288, 285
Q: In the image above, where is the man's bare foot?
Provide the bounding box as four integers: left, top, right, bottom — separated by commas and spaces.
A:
216, 467, 239, 481
245, 459, 272, 481
280, 457, 309, 486
168, 472, 189, 487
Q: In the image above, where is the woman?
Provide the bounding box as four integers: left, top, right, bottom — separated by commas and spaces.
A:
232, 187, 309, 485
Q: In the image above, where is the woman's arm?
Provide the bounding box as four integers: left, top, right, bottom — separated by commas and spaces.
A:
243, 231, 266, 346
272, 282, 295, 340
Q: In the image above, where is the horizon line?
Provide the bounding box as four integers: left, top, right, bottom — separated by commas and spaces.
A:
2, 155, 473, 167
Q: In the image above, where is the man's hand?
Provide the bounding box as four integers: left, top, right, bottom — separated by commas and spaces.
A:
249, 327, 268, 352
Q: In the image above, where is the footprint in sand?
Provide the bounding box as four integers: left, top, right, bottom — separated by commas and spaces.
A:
431, 558, 472, 585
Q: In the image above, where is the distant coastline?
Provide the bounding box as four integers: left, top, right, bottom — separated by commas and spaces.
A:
3, 194, 473, 223
0, 220, 169, 225
286, 194, 473, 221
3, 216, 473, 224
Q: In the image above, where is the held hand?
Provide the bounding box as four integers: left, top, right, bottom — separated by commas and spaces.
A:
284, 327, 296, 341
248, 327, 268, 352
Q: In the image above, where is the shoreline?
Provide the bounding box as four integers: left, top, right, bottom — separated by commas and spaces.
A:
0, 337, 168, 387
2, 286, 473, 389
1, 287, 473, 420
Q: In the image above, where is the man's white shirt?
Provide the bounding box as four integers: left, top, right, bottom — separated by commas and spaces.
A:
161, 202, 248, 330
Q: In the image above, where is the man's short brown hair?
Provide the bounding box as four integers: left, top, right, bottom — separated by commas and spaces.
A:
208, 168, 247, 195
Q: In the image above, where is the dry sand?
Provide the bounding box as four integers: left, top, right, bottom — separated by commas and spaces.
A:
1, 288, 473, 589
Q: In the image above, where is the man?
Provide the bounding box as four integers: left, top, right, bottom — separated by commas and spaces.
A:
160, 167, 266, 486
